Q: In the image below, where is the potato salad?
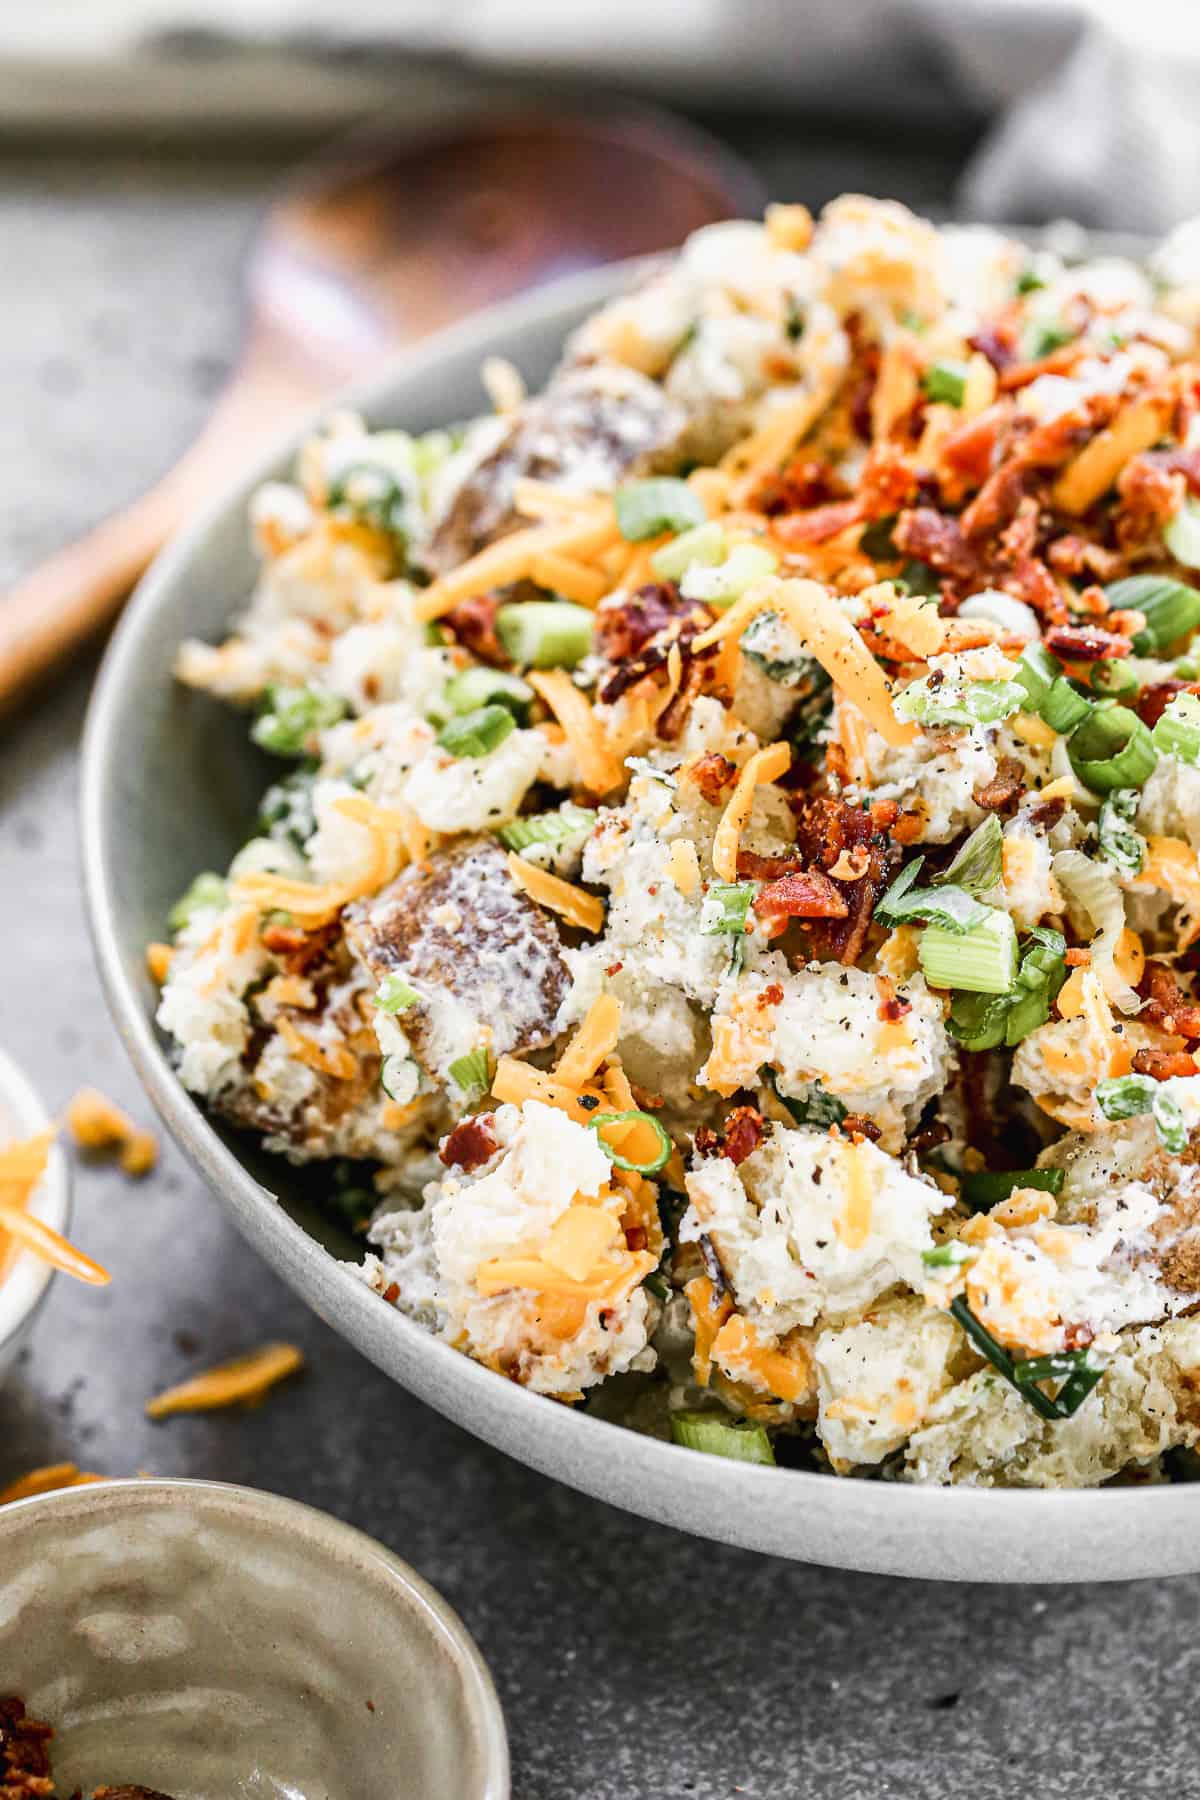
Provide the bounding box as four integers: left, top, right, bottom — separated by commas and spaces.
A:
158, 197, 1200, 1487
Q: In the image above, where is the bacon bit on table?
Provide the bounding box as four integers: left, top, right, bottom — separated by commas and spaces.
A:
145, 1342, 304, 1419
1132, 1048, 1199, 1081
0, 1463, 105, 1506
65, 1088, 158, 1179
439, 1114, 500, 1172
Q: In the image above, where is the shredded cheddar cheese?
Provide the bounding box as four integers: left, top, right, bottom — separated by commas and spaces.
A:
528, 669, 625, 794
506, 853, 605, 933
665, 837, 701, 897
145, 1342, 304, 1418
555, 993, 622, 1088
712, 741, 791, 881
415, 510, 619, 622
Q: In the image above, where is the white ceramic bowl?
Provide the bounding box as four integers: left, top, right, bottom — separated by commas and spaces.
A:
82, 259, 1200, 1583
0, 1045, 70, 1384
0, 1477, 509, 1799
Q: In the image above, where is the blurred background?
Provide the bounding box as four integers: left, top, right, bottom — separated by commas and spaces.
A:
2, 0, 1196, 226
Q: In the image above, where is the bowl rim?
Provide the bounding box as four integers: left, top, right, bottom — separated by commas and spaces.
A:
81, 255, 1200, 1583
0, 1474, 510, 1798
0, 1043, 71, 1357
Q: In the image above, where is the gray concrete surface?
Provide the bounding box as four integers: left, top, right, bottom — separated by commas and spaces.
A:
0, 134, 1194, 1800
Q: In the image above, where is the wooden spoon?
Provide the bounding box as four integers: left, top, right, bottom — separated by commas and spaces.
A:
0, 107, 762, 714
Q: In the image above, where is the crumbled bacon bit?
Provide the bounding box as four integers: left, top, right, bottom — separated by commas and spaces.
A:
1064, 948, 1092, 967
1044, 624, 1132, 661
1, 1697, 54, 1799
841, 1114, 882, 1143
893, 508, 980, 582
382, 1281, 401, 1305
1139, 963, 1200, 1040
967, 323, 1018, 372
1046, 534, 1124, 582
605, 961, 624, 977
859, 441, 921, 518
439, 1114, 500, 1172
595, 582, 685, 663
939, 405, 1007, 489
972, 757, 1025, 815
695, 1106, 766, 1168
735, 849, 800, 882
1136, 681, 1200, 730
1132, 1048, 1199, 1081
441, 592, 507, 666
750, 457, 848, 516
624, 1224, 648, 1252
790, 795, 900, 965
686, 752, 738, 805
756, 869, 850, 931
1063, 1321, 1096, 1352
261, 921, 339, 975
1115, 452, 1185, 556
877, 979, 912, 1024
774, 497, 863, 547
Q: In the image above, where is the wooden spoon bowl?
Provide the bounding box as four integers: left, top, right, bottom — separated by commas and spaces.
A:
0, 107, 762, 714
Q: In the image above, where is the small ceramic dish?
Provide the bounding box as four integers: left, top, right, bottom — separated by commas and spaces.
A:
0, 1045, 70, 1385
0, 1477, 509, 1799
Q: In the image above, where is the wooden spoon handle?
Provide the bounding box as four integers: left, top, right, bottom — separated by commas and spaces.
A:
0, 339, 323, 716
0, 483, 184, 713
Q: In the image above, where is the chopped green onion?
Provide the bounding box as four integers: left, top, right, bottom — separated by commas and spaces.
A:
949, 1297, 1101, 1421
701, 883, 756, 937
1014, 641, 1063, 710
1089, 659, 1139, 698
1097, 788, 1146, 877
168, 870, 228, 932
1016, 262, 1049, 294
259, 768, 317, 852
380, 1055, 411, 1102
1068, 702, 1157, 794
900, 559, 940, 597
948, 926, 1066, 1051
436, 704, 516, 759
768, 1072, 846, 1129
670, 1410, 776, 1465
1040, 676, 1093, 734
894, 676, 1026, 730
935, 815, 1003, 897
1152, 691, 1200, 765
442, 665, 534, 718
495, 601, 593, 669
858, 515, 898, 560
1175, 657, 1200, 680
498, 802, 596, 854
589, 1110, 672, 1175
448, 1048, 492, 1107
1154, 1091, 1189, 1155
919, 910, 1019, 994
1096, 1074, 1190, 1152
1094, 1073, 1157, 1122
922, 359, 969, 407
875, 858, 990, 934
650, 520, 727, 581
680, 543, 779, 608
375, 975, 419, 1014
960, 1166, 1064, 1211
252, 684, 349, 756
1027, 320, 1076, 359
922, 1241, 975, 1268
1164, 496, 1200, 569
614, 478, 707, 542
1106, 574, 1200, 653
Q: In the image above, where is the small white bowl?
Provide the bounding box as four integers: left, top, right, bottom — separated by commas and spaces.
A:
0, 1045, 70, 1384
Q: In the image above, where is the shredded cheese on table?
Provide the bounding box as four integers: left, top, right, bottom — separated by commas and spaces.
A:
145, 1341, 304, 1418
0, 1129, 110, 1287
65, 1087, 158, 1178
0, 1463, 105, 1505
